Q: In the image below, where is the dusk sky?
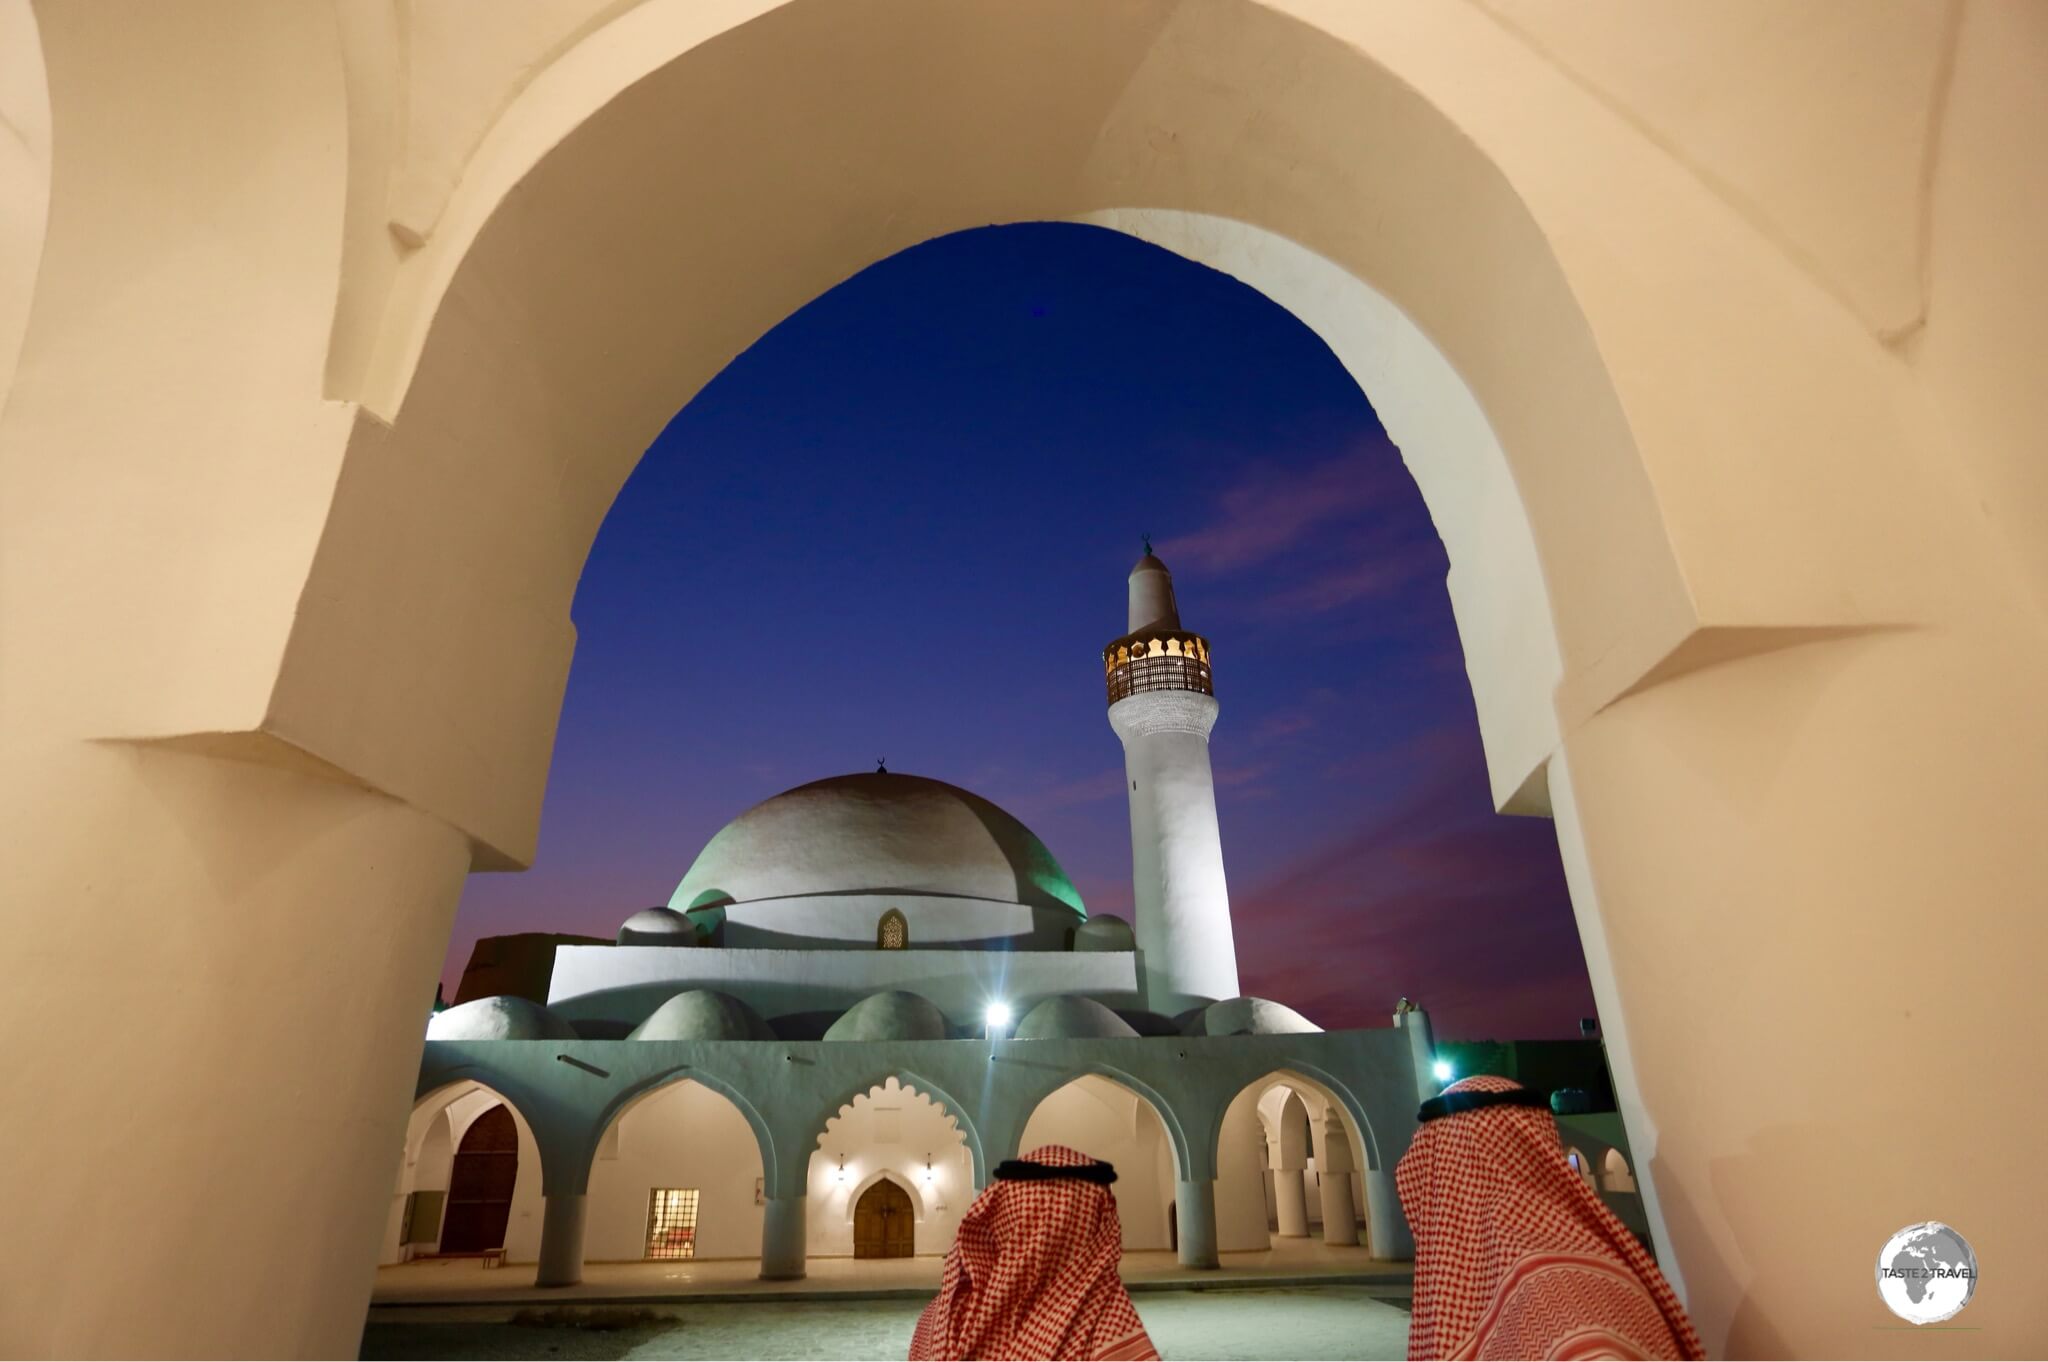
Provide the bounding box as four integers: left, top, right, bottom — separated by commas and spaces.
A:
445, 223, 1596, 1040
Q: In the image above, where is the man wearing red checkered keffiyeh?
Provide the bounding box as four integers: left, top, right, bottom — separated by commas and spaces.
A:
909, 1145, 1158, 1361
1396, 1075, 1705, 1361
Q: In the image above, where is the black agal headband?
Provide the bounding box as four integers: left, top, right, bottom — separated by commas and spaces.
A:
1417, 1087, 1553, 1124
993, 1158, 1119, 1185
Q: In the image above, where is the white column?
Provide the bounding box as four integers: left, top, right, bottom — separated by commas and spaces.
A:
1, 742, 470, 1357
1273, 1169, 1310, 1237
760, 1195, 807, 1280
1174, 1178, 1220, 1269
1318, 1172, 1359, 1246
1363, 1166, 1411, 1259
1110, 691, 1239, 1014
535, 1194, 586, 1287
1314, 1119, 1359, 1246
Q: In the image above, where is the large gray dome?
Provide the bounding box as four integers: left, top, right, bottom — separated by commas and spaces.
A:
823, 990, 950, 1042
628, 989, 776, 1041
670, 773, 1085, 916
1014, 995, 1139, 1040
427, 996, 579, 1041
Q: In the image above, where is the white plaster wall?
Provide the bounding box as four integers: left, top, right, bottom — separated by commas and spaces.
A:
380, 1112, 452, 1264
1910, 0, 2048, 620
805, 1078, 971, 1257
549, 945, 1138, 1029
586, 1079, 765, 1262
1017, 1076, 1174, 1252
0, 0, 49, 427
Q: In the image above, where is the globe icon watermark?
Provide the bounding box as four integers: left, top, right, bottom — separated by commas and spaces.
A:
1875, 1221, 1977, 1325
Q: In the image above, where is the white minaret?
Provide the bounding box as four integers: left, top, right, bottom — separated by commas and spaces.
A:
1104, 549, 1240, 1016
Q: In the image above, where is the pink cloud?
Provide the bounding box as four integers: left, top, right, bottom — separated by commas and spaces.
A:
1227, 750, 1597, 1037
1264, 555, 1435, 615
1156, 442, 1413, 575
1001, 766, 1126, 817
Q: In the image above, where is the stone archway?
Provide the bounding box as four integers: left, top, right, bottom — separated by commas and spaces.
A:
389, 1082, 546, 1266
585, 1077, 767, 1266
8, 3, 2046, 1356
1017, 1074, 1182, 1258
1221, 1070, 1392, 1259
809, 1077, 971, 1263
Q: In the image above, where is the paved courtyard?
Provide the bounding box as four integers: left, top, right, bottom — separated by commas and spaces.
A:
371, 1241, 1406, 1306
360, 1286, 1412, 1360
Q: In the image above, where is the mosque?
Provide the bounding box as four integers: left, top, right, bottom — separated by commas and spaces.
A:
397, 551, 1439, 1284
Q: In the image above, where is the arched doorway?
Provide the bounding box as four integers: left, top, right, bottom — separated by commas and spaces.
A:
439, 1106, 516, 1253
1017, 1075, 1179, 1252
586, 1077, 767, 1263
1219, 1072, 1380, 1257
810, 1077, 969, 1261
386, 1083, 543, 1265
15, 4, 2035, 1357
853, 1179, 915, 1259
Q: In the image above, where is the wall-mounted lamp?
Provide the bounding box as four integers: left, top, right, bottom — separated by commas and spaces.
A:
834, 1153, 848, 1184
985, 1001, 1011, 1040
920, 1153, 935, 1185
1432, 1059, 1454, 1084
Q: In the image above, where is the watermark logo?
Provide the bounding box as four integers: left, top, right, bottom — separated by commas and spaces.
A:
1875, 1221, 1977, 1325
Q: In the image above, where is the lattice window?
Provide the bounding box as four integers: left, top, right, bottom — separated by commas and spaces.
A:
877, 909, 908, 950
644, 1188, 700, 1260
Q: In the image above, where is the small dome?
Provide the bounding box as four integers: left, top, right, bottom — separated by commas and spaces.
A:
1013, 995, 1139, 1040
1072, 914, 1135, 952
629, 989, 776, 1042
618, 906, 698, 946
1182, 997, 1323, 1037
823, 990, 949, 1042
427, 996, 579, 1041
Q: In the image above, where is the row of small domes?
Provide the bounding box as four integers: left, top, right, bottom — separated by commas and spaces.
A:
428, 989, 1319, 1044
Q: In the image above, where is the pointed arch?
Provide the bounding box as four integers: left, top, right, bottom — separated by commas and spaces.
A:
592, 1064, 779, 1195
813, 1070, 986, 1187
845, 1167, 927, 1224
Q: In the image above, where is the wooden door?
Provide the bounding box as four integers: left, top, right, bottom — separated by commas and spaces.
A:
439, 1105, 517, 1252
853, 1179, 915, 1258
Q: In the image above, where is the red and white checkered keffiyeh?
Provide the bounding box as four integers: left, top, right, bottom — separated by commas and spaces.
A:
909, 1145, 1158, 1361
1396, 1075, 1705, 1361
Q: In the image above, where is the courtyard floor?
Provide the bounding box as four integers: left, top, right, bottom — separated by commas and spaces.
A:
360, 1285, 1412, 1360
370, 1240, 1408, 1307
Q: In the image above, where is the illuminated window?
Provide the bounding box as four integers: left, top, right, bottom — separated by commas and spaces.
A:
878, 909, 908, 950
645, 1188, 700, 1260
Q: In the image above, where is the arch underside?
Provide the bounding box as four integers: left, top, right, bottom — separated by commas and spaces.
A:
256, 0, 1731, 872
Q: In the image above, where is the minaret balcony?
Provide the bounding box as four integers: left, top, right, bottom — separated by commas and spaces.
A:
1103, 630, 1213, 705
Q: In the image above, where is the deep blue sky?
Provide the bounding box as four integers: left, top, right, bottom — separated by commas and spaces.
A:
446, 223, 1596, 1039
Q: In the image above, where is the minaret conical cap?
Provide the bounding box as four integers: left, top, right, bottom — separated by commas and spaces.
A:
1128, 551, 1180, 634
